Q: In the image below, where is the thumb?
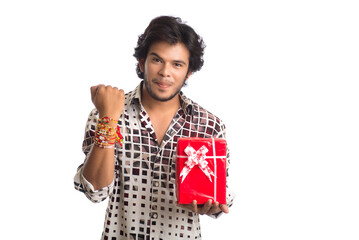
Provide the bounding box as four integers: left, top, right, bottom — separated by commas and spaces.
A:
90, 85, 102, 102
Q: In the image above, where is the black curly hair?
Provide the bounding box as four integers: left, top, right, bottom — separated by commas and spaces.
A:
133, 16, 206, 79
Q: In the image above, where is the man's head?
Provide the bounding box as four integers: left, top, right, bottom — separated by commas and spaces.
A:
134, 16, 206, 80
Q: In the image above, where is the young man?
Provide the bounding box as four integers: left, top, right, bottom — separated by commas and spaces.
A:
74, 16, 234, 240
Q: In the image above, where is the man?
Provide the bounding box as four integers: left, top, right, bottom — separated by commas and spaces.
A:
74, 16, 234, 240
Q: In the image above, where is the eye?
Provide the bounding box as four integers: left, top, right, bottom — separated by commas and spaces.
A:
152, 57, 162, 63
174, 63, 183, 68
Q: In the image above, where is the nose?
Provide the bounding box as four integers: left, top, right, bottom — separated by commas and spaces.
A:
159, 63, 171, 77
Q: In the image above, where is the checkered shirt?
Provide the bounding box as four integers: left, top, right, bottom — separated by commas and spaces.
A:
74, 82, 234, 240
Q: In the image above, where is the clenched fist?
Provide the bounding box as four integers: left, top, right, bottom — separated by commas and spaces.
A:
90, 85, 125, 121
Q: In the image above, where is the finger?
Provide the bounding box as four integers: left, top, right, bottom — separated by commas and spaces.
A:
219, 204, 229, 214
206, 201, 220, 215
115, 88, 125, 98
120, 89, 125, 102
192, 200, 199, 213
209, 201, 220, 215
199, 199, 212, 215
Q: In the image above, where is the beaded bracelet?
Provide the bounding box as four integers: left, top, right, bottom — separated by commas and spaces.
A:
98, 116, 118, 124
93, 116, 124, 148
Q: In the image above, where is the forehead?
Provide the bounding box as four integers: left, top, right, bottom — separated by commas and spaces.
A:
147, 41, 190, 62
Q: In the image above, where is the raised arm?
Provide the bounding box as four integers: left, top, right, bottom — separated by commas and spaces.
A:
82, 85, 125, 190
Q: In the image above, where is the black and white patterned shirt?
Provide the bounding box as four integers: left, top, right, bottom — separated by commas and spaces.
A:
74, 82, 234, 240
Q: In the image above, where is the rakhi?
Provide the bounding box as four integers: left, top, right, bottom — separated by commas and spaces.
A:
93, 116, 124, 148
98, 116, 118, 124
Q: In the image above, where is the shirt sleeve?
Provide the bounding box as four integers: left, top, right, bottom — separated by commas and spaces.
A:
73, 108, 115, 203
210, 121, 236, 219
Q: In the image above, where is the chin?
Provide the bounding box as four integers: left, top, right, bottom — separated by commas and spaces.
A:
153, 92, 178, 102
144, 78, 184, 102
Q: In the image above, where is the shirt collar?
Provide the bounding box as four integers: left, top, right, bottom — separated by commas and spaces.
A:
128, 81, 194, 115
128, 82, 142, 105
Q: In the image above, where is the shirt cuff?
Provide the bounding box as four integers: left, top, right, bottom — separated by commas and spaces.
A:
81, 173, 114, 193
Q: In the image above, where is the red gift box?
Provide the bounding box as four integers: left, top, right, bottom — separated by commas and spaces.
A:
176, 138, 227, 204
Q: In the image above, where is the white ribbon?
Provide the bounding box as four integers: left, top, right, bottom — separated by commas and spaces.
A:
179, 145, 216, 183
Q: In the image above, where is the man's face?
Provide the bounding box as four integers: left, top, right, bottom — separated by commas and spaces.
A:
140, 41, 191, 102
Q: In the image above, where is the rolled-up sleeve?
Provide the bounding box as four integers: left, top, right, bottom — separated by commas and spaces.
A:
73, 109, 114, 203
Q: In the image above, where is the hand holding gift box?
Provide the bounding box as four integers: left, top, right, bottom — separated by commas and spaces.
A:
176, 138, 227, 205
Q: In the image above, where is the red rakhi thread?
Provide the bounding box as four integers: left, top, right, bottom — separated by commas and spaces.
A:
94, 116, 124, 148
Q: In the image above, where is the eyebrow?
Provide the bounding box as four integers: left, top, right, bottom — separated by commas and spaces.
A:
149, 52, 187, 66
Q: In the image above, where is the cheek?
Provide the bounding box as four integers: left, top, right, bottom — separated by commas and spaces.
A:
175, 70, 189, 80
144, 63, 158, 75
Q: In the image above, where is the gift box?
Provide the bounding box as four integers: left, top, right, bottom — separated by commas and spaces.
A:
176, 138, 227, 204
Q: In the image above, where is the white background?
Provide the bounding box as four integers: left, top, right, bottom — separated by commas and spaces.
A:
1, 0, 358, 239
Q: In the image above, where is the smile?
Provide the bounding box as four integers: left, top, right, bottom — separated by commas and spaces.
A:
154, 80, 172, 89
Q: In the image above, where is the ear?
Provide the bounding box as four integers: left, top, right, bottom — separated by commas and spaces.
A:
185, 70, 192, 80
139, 59, 145, 72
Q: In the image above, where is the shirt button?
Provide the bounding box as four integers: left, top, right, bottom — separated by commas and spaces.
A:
151, 213, 158, 219
153, 181, 159, 187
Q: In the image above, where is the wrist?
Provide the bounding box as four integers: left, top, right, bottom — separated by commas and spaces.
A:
93, 116, 124, 148
99, 112, 120, 122
98, 116, 118, 125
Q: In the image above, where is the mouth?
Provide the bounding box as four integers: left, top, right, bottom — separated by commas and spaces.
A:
154, 80, 172, 89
